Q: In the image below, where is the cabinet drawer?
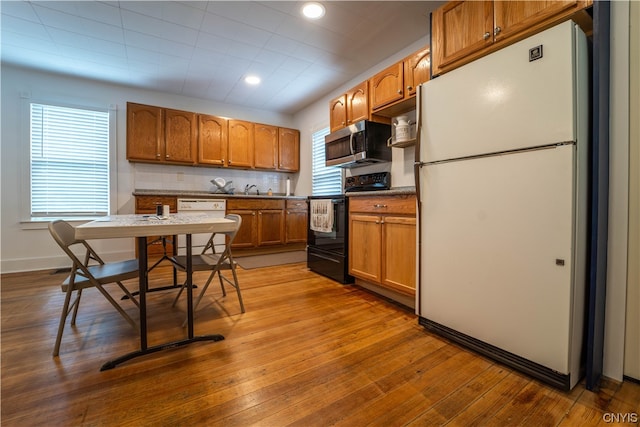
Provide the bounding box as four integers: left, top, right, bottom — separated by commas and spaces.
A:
286, 199, 308, 211
349, 195, 416, 215
227, 198, 284, 210
136, 196, 177, 212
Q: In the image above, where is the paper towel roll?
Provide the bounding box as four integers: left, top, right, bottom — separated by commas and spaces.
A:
163, 205, 170, 217
286, 178, 291, 196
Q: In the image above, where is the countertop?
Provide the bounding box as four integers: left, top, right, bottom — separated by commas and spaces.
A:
345, 186, 416, 197
133, 189, 307, 200
133, 187, 416, 199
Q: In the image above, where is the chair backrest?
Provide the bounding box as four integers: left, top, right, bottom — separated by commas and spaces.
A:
49, 219, 103, 270
201, 214, 242, 255
224, 214, 242, 244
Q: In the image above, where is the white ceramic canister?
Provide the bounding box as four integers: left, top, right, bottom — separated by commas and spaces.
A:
394, 115, 411, 142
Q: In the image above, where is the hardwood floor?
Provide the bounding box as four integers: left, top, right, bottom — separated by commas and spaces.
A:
1, 262, 638, 426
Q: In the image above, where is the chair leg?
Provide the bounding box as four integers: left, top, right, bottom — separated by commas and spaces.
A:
171, 280, 187, 307
53, 288, 75, 357
92, 284, 137, 330
218, 273, 226, 296
180, 269, 218, 328
229, 263, 245, 313
116, 282, 140, 308
70, 288, 82, 325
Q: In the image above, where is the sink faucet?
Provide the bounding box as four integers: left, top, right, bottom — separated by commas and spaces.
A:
244, 184, 257, 195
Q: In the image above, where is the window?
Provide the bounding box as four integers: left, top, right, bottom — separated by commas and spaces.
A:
30, 103, 110, 218
311, 127, 342, 195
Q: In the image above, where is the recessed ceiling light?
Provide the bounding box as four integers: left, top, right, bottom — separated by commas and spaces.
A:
244, 75, 261, 85
302, 2, 325, 19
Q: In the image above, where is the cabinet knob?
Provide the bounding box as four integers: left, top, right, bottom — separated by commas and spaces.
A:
221, 159, 224, 164
228, 160, 232, 164
407, 85, 413, 91
165, 155, 169, 159
483, 32, 491, 40
397, 89, 402, 94
373, 204, 387, 208
493, 26, 501, 36
252, 212, 256, 216
156, 153, 161, 158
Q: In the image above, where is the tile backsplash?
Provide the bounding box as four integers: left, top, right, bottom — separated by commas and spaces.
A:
133, 163, 294, 195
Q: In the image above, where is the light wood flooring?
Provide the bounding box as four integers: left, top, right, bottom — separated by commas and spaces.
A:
1, 262, 639, 426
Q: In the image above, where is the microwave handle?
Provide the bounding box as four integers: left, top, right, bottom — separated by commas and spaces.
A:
349, 132, 354, 155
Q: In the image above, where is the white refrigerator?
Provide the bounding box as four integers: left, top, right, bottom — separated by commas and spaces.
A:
415, 21, 588, 390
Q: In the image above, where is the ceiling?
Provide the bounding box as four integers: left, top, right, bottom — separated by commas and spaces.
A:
1, 1, 444, 115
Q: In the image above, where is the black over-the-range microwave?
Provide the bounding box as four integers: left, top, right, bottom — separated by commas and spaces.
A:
325, 120, 392, 168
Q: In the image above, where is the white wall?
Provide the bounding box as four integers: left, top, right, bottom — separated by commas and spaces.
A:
294, 36, 430, 195
0, 65, 294, 273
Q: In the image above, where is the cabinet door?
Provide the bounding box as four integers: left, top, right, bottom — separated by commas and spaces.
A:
349, 214, 382, 282
258, 210, 284, 246
228, 120, 254, 168
432, 1, 493, 75
370, 62, 404, 111
285, 202, 308, 244
382, 216, 416, 296
127, 103, 163, 162
164, 109, 196, 164
278, 127, 300, 172
494, 1, 579, 42
228, 209, 257, 248
329, 95, 347, 132
198, 114, 227, 166
254, 124, 278, 169
404, 47, 431, 97
346, 81, 368, 125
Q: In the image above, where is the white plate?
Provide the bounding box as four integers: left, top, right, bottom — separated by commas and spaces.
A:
214, 177, 226, 187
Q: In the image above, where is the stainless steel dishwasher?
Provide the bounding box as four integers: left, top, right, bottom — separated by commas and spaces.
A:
176, 198, 226, 255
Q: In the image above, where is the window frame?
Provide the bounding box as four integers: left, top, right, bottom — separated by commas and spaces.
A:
20, 95, 118, 228
311, 126, 343, 196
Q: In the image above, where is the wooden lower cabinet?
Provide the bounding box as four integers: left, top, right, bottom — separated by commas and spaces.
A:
285, 199, 308, 244
226, 199, 284, 249
349, 194, 416, 297
134, 196, 177, 258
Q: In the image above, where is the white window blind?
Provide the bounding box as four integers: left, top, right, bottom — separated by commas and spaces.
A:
30, 103, 110, 217
311, 127, 342, 195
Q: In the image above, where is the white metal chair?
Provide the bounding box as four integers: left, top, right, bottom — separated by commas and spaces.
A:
171, 214, 245, 318
48, 220, 140, 356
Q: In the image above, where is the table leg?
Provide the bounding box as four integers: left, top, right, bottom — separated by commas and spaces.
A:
100, 234, 224, 371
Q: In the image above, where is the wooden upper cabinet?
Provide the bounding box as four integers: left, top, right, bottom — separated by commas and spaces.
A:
198, 114, 227, 166
404, 47, 431, 97
329, 95, 347, 132
369, 62, 404, 111
346, 81, 369, 126
431, 0, 592, 76
329, 82, 371, 132
278, 127, 300, 172
254, 123, 278, 169
494, 1, 581, 41
228, 120, 254, 168
127, 103, 163, 162
432, 1, 494, 73
164, 108, 196, 164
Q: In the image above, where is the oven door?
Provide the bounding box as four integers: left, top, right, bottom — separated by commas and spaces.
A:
307, 197, 347, 255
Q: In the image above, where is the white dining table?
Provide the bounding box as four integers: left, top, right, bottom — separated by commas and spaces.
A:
75, 213, 236, 370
